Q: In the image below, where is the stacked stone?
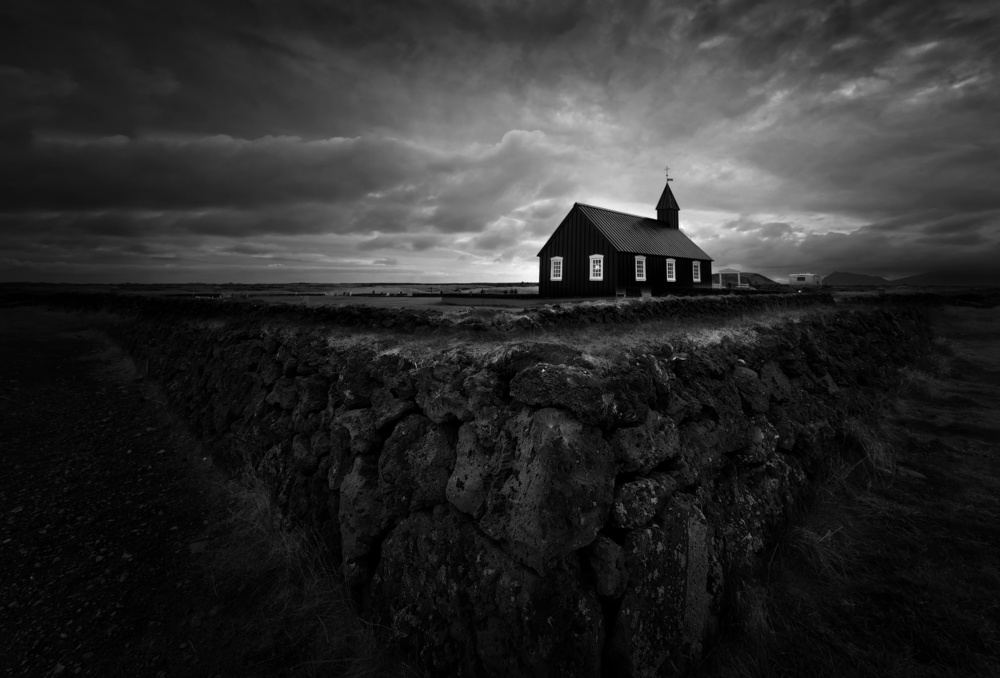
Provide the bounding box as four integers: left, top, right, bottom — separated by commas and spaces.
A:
110, 305, 931, 677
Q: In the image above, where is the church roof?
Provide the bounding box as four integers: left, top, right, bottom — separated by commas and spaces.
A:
655, 182, 679, 211
575, 203, 713, 260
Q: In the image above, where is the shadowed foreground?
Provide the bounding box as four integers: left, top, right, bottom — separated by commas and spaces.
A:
5, 301, 998, 677
697, 305, 1000, 678
0, 308, 402, 677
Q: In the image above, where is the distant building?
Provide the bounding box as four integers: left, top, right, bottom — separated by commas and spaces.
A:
537, 179, 713, 298
789, 273, 823, 286
713, 267, 751, 289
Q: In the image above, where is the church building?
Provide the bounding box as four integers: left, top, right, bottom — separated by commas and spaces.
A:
537, 179, 713, 297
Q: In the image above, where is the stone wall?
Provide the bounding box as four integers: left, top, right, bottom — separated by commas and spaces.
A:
102, 300, 931, 677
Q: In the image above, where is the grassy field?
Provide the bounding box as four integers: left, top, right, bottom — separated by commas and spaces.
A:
0, 281, 546, 312
695, 305, 1000, 678
306, 301, 830, 379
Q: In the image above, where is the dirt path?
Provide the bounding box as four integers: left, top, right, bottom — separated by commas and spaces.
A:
0, 308, 243, 677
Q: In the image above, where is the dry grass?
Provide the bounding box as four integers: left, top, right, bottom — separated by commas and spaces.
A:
841, 416, 897, 480
535, 300, 815, 356
733, 583, 774, 648
314, 304, 827, 377
199, 470, 414, 678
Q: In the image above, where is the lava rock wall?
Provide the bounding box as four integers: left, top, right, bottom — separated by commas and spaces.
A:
107, 304, 931, 677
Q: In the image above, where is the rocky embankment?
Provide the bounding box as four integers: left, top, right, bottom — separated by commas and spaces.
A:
84, 296, 932, 677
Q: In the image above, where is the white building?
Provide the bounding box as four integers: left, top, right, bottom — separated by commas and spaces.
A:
713, 267, 751, 289
788, 273, 823, 286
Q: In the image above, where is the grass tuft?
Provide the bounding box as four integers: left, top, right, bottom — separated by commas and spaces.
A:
788, 525, 851, 581
841, 416, 897, 480
734, 583, 773, 648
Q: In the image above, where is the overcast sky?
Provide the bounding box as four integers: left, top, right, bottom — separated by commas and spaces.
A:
2, 0, 998, 284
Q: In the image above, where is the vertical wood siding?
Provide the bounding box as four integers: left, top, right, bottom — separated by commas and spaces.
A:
614, 253, 713, 294
655, 211, 679, 229
538, 206, 617, 297
538, 206, 713, 297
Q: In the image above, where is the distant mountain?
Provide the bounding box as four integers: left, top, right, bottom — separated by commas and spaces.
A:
821, 270, 1000, 287
823, 271, 891, 286
746, 272, 780, 287
890, 271, 1000, 287
714, 271, 779, 287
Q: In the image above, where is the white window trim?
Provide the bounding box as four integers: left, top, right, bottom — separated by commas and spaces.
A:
635, 255, 646, 282
666, 258, 676, 282
693, 261, 701, 283
589, 254, 604, 282
550, 256, 563, 282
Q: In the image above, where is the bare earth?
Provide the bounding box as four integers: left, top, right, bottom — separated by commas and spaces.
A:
0, 308, 270, 678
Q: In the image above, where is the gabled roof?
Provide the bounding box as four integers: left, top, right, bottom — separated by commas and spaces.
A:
575, 203, 713, 261
655, 182, 679, 211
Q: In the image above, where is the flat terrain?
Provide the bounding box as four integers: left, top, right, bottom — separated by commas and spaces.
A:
0, 308, 226, 676
0, 282, 542, 313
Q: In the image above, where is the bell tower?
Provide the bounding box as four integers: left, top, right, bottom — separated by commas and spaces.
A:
656, 166, 679, 228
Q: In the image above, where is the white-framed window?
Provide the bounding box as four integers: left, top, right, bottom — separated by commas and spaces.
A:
589, 254, 604, 281
550, 256, 563, 281
635, 255, 646, 281
666, 258, 676, 282
693, 261, 701, 283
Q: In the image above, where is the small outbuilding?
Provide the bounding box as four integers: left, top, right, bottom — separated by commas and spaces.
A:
713, 267, 751, 289
537, 180, 713, 298
788, 273, 823, 286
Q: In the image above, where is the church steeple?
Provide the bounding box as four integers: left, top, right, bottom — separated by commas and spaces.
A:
655, 168, 679, 228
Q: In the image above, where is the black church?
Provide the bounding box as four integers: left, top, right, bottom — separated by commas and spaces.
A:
536, 180, 713, 298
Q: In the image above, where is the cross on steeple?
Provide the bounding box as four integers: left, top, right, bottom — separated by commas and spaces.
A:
656, 168, 679, 227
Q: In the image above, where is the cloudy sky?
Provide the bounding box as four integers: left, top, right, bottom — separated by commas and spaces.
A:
2, 0, 998, 284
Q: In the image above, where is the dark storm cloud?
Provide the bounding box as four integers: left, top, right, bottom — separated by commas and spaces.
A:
670, 0, 1000, 277
357, 234, 444, 253
1, 0, 600, 142
706, 208, 1000, 280
0, 129, 577, 244
0, 66, 77, 100
0, 135, 425, 213
917, 211, 996, 236
1, 0, 998, 282
916, 230, 986, 247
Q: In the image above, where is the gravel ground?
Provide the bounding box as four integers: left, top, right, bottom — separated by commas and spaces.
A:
0, 308, 247, 677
